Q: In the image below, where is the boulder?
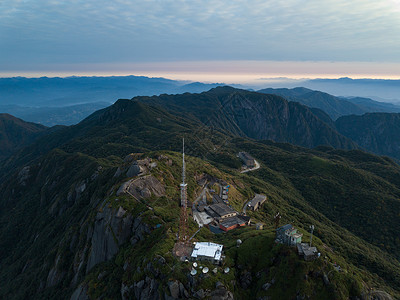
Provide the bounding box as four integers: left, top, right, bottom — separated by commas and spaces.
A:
126, 164, 142, 177
168, 280, 180, 299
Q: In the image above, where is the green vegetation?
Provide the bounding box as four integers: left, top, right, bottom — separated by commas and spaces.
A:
0, 90, 400, 299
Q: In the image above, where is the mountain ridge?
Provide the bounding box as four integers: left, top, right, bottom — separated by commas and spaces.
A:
136, 86, 357, 150
0, 113, 48, 161
258, 87, 400, 120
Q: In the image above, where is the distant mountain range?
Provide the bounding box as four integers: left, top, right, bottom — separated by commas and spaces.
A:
2, 76, 400, 127
0, 76, 226, 107
0, 76, 230, 126
258, 87, 400, 120
0, 102, 110, 126
301, 77, 400, 102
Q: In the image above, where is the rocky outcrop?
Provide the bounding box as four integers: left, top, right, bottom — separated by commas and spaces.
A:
116, 175, 165, 199
240, 270, 252, 289
46, 254, 65, 288
70, 284, 89, 300
67, 180, 86, 204
209, 283, 234, 300
86, 205, 150, 273
114, 155, 157, 178
18, 166, 30, 186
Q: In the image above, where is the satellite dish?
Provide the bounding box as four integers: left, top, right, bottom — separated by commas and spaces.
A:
213, 268, 218, 274
193, 262, 198, 268
184, 259, 189, 263
202, 267, 209, 274
190, 269, 197, 276
224, 267, 230, 273
199, 266, 203, 269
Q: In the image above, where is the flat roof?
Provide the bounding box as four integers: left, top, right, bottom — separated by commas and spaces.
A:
220, 216, 246, 229
277, 224, 293, 232
248, 194, 267, 207
209, 203, 236, 217
239, 152, 255, 160
191, 242, 223, 261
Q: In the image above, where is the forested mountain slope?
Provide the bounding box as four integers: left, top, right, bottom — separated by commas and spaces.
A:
0, 98, 399, 299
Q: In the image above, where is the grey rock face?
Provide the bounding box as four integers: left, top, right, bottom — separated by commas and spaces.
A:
194, 289, 205, 299
240, 270, 252, 289
168, 280, 180, 299
46, 254, 65, 288
126, 164, 142, 177
18, 166, 30, 186
114, 156, 153, 178
209, 286, 234, 300
262, 283, 271, 291
323, 273, 330, 286
117, 175, 165, 199
70, 284, 89, 300
132, 277, 160, 300
86, 206, 133, 273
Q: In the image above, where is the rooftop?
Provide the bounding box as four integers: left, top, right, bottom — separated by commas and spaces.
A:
239, 152, 255, 161
209, 202, 236, 217
248, 194, 267, 207
219, 216, 246, 229
277, 224, 293, 232
191, 242, 223, 261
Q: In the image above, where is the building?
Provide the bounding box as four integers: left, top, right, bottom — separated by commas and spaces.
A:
238, 152, 256, 168
247, 194, 267, 211
205, 202, 237, 219
297, 243, 319, 261
276, 224, 303, 246
191, 242, 223, 264
218, 215, 250, 231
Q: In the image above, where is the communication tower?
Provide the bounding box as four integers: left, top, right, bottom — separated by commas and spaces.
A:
179, 138, 189, 243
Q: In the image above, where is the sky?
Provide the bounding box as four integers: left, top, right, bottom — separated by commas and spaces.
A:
1, 0, 400, 83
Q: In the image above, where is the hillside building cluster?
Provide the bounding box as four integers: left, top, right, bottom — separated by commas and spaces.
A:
276, 224, 320, 261
193, 179, 257, 233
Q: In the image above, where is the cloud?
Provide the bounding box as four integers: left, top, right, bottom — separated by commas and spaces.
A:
1, 0, 400, 68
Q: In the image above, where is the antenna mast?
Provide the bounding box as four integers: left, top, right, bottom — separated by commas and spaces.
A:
179, 138, 188, 242
182, 138, 185, 185
180, 138, 187, 207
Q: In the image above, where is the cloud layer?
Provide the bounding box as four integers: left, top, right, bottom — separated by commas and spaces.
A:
1, 0, 400, 70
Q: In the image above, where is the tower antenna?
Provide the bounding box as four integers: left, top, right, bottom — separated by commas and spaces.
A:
179, 138, 188, 241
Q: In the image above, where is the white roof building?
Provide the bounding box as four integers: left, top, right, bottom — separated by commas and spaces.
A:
191, 242, 223, 262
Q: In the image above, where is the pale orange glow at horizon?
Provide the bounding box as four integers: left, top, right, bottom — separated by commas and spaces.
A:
2, 60, 400, 86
